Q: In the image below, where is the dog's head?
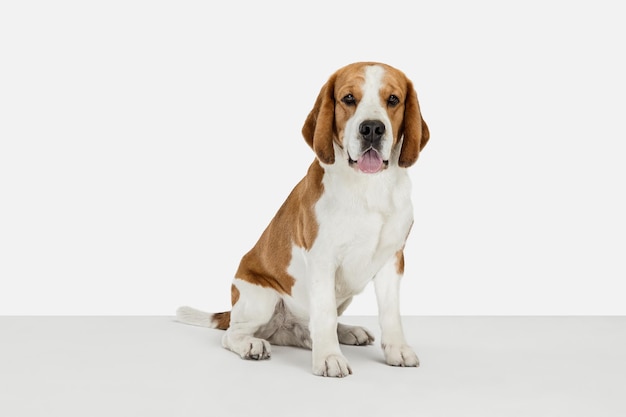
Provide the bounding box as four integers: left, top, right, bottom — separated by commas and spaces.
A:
302, 62, 429, 173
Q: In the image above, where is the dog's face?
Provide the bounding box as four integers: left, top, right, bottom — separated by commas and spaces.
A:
302, 62, 429, 172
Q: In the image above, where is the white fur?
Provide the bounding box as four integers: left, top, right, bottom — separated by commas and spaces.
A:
175, 306, 215, 327
303, 159, 415, 375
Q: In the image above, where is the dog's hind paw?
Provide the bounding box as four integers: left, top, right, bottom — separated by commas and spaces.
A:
337, 323, 375, 346
223, 334, 272, 360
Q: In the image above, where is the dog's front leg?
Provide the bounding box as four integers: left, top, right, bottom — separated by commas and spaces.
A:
374, 251, 420, 367
308, 265, 352, 377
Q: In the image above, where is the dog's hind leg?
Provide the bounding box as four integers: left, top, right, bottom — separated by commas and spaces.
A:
221, 279, 280, 360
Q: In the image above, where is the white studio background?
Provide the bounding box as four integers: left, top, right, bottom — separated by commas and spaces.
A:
1, 1, 624, 315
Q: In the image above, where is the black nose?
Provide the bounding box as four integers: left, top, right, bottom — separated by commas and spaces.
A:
359, 120, 385, 144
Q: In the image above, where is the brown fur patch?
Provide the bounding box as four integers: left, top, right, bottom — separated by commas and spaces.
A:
332, 66, 366, 147
235, 160, 324, 295
302, 75, 338, 164
380, 68, 407, 147
395, 250, 405, 275
213, 311, 231, 330
231, 284, 240, 306
398, 78, 429, 167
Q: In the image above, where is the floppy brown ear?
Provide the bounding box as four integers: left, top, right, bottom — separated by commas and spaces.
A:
398, 80, 430, 168
301, 75, 336, 164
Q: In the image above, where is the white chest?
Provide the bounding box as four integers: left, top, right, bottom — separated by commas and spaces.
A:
311, 168, 414, 297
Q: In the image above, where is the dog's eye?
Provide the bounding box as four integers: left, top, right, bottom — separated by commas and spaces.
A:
341, 94, 356, 106
387, 95, 400, 107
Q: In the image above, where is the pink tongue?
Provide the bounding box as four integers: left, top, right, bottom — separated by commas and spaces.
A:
357, 149, 383, 173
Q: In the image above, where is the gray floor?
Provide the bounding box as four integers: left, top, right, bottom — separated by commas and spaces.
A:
1, 316, 625, 417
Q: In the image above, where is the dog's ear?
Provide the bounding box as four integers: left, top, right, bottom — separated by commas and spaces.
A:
302, 75, 336, 164
398, 79, 430, 168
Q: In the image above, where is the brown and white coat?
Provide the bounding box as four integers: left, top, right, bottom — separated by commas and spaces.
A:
177, 62, 430, 377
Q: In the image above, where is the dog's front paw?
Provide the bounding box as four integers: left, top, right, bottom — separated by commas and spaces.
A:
382, 344, 419, 367
312, 353, 352, 378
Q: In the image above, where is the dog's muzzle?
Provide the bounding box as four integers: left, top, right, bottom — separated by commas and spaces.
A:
347, 120, 389, 173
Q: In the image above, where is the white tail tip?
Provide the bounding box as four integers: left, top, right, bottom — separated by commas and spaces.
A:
175, 306, 215, 328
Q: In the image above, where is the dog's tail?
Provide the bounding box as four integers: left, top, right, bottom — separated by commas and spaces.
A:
175, 306, 231, 330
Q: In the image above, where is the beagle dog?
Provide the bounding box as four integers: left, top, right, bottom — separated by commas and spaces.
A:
177, 62, 430, 377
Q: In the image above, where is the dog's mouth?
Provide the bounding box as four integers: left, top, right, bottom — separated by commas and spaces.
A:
348, 149, 388, 173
